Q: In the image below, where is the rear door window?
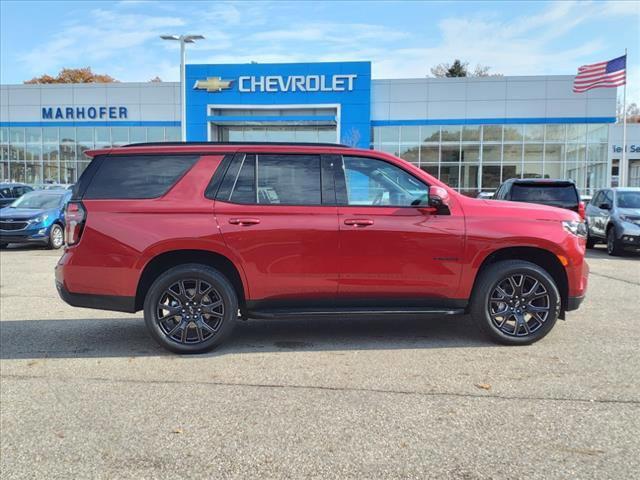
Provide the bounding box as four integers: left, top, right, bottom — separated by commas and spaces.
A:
83, 155, 199, 199
225, 154, 323, 206
510, 184, 579, 209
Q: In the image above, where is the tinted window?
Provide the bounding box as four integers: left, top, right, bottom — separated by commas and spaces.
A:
604, 190, 614, 205
342, 156, 428, 206
510, 184, 579, 208
591, 191, 603, 205
84, 155, 198, 199
257, 155, 321, 205
229, 155, 256, 204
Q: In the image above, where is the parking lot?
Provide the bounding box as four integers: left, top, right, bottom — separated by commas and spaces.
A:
0, 246, 638, 479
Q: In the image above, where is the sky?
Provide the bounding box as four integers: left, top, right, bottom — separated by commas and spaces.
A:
1, 0, 639, 103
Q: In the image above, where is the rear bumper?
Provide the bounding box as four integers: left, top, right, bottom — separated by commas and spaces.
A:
566, 295, 585, 312
55, 281, 136, 313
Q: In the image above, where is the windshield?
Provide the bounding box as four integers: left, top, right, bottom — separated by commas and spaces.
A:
10, 192, 65, 209
510, 184, 579, 208
617, 191, 640, 209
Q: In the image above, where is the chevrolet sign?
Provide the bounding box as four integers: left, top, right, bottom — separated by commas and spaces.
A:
193, 74, 358, 94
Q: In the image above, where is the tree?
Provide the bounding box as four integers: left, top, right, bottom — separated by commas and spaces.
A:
24, 67, 117, 84
430, 59, 500, 78
617, 100, 640, 123
149, 76, 163, 83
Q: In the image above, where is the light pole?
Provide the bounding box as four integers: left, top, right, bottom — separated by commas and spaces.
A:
160, 34, 205, 141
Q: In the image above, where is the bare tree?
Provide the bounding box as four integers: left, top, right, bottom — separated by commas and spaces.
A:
430, 60, 500, 78
617, 100, 640, 122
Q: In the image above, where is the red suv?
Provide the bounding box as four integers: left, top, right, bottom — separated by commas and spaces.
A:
56, 142, 588, 353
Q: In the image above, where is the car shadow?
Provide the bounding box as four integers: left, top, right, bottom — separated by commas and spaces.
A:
0, 314, 492, 360
586, 245, 640, 260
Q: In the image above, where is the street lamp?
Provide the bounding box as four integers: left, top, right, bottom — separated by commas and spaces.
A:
160, 34, 205, 141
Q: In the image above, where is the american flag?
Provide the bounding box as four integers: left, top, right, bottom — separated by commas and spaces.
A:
573, 55, 626, 93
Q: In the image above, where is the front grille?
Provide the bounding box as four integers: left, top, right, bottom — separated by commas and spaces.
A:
0, 221, 28, 231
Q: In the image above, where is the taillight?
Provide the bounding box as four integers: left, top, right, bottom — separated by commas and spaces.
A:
578, 201, 586, 220
65, 201, 86, 246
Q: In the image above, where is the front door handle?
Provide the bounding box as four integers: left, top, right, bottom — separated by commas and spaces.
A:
344, 218, 374, 227
229, 218, 260, 226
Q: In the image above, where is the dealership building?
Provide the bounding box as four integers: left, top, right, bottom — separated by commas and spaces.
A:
1, 61, 637, 194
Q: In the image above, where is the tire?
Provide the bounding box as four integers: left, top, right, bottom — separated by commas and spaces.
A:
585, 233, 596, 249
606, 227, 623, 256
0, 243, 8, 249
470, 260, 561, 346
48, 224, 64, 249
143, 264, 238, 354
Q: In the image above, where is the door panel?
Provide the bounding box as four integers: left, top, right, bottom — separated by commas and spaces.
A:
335, 155, 464, 303
216, 202, 340, 301
214, 153, 340, 303
337, 206, 464, 301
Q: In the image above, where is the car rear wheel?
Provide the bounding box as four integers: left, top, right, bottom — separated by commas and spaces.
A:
143, 264, 238, 354
48, 224, 65, 249
471, 260, 560, 345
606, 227, 623, 256
585, 232, 596, 249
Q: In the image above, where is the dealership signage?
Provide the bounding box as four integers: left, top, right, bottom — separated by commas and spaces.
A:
42, 106, 128, 120
194, 74, 358, 94
613, 144, 639, 153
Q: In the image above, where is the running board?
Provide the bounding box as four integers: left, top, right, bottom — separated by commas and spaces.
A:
245, 307, 466, 320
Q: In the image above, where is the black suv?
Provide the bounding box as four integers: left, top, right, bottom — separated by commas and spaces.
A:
493, 179, 583, 217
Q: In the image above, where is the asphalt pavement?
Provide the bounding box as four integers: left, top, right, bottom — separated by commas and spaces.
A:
1, 245, 639, 479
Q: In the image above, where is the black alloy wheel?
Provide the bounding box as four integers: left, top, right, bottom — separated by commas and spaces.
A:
488, 274, 551, 337
143, 264, 237, 354
471, 260, 560, 345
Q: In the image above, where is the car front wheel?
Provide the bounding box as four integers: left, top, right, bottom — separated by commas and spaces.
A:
606, 227, 623, 256
48, 224, 64, 249
471, 260, 561, 345
143, 264, 238, 354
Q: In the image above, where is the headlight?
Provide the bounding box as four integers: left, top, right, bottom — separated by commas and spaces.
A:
29, 214, 49, 224
619, 215, 640, 226
562, 220, 587, 238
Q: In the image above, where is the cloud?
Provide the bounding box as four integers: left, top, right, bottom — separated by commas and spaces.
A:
19, 8, 185, 75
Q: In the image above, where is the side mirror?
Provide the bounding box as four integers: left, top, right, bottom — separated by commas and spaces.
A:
599, 202, 611, 210
428, 186, 450, 208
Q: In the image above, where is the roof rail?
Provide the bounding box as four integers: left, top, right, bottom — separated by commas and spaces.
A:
123, 141, 352, 148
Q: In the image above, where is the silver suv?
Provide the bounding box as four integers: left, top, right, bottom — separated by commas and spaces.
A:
585, 187, 640, 255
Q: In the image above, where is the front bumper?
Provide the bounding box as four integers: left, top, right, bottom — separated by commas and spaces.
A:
619, 232, 640, 251
0, 226, 50, 244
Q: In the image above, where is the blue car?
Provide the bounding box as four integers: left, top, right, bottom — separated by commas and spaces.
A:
0, 189, 72, 249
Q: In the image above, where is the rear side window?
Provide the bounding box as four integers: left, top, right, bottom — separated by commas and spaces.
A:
84, 155, 198, 199
510, 184, 579, 208
224, 154, 323, 205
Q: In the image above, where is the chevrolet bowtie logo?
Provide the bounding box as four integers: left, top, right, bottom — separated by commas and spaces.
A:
193, 77, 233, 92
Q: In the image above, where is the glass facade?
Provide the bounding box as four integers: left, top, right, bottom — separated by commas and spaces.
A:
372, 123, 610, 196
0, 126, 180, 184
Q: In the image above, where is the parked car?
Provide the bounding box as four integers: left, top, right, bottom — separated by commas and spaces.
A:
0, 183, 33, 207
493, 179, 584, 218
55, 142, 589, 353
0, 189, 72, 249
585, 187, 640, 255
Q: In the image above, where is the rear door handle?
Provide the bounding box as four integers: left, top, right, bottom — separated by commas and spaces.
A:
344, 218, 374, 227
229, 218, 261, 226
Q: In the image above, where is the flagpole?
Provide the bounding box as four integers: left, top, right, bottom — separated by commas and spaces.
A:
621, 48, 628, 187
